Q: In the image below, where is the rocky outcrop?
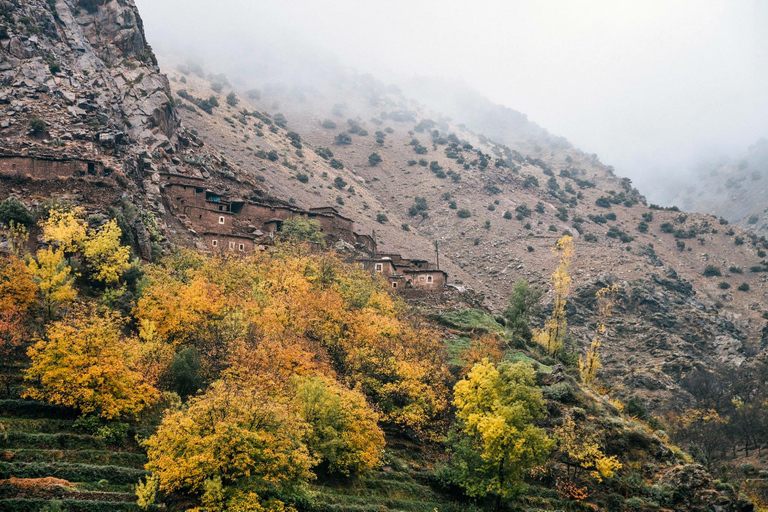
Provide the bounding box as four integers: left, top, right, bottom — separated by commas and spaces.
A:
0, 0, 179, 149
659, 465, 754, 512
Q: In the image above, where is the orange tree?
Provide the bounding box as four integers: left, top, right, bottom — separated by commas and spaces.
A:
24, 307, 159, 419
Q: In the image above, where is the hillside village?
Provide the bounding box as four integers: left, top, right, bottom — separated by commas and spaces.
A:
1, 1, 768, 511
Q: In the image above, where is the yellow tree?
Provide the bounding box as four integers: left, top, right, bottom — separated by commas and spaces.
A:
534, 235, 574, 356
5, 220, 29, 256
579, 284, 619, 385
41, 206, 87, 253
143, 379, 314, 511
83, 219, 130, 284
451, 360, 553, 509
553, 414, 622, 486
24, 308, 159, 419
27, 247, 77, 319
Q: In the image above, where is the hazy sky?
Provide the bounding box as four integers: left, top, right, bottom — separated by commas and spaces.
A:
136, 0, 768, 198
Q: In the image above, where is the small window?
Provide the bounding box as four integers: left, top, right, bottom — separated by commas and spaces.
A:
419, 276, 425, 281
239, 244, 244, 251
392, 282, 398, 288
219, 216, 225, 224
211, 240, 218, 247
375, 263, 383, 272
427, 276, 433, 283
229, 241, 235, 249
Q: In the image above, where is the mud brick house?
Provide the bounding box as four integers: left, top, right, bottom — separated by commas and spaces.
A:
160, 176, 377, 253
358, 254, 448, 291
0, 154, 114, 182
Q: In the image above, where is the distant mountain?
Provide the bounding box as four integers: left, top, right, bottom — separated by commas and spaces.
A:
669, 139, 768, 235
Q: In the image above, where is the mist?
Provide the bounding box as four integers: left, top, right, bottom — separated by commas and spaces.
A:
135, 0, 768, 202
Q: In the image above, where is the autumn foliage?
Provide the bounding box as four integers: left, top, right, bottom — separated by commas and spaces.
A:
24, 308, 159, 419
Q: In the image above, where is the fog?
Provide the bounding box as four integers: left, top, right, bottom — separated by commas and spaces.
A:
135, 0, 768, 201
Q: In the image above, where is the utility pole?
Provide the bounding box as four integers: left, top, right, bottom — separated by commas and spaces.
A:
434, 240, 440, 270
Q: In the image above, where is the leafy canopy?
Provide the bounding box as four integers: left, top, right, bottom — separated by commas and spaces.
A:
24, 308, 159, 419
450, 360, 553, 502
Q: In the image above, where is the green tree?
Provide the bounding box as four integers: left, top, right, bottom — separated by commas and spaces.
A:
280, 217, 325, 245
503, 279, 541, 344
368, 152, 382, 166
450, 360, 553, 510
0, 196, 34, 227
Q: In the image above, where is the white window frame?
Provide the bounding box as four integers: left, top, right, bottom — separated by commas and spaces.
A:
419, 275, 425, 281
239, 243, 245, 251
229, 241, 235, 249
427, 275, 433, 283
219, 216, 225, 224
211, 240, 218, 247
392, 282, 397, 288
375, 263, 383, 272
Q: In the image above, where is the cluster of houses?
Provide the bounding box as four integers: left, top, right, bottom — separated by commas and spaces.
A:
159, 174, 447, 291
0, 150, 449, 292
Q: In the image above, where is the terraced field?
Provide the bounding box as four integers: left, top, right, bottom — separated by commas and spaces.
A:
0, 400, 151, 512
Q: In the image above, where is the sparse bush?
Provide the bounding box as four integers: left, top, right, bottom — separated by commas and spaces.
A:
542, 382, 576, 403
368, 152, 382, 166
523, 175, 539, 188
376, 213, 388, 223
226, 92, 238, 107
329, 158, 344, 170
595, 196, 612, 208
718, 282, 731, 290
321, 119, 337, 129
333, 177, 347, 189
457, 209, 471, 218
503, 211, 512, 220
738, 283, 750, 291
703, 265, 722, 277
29, 118, 45, 135
273, 113, 287, 128
296, 173, 309, 184
334, 132, 352, 145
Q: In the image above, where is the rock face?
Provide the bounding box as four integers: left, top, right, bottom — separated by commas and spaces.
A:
0, 0, 179, 149
659, 465, 754, 512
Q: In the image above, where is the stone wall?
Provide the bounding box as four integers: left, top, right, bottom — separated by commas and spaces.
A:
0, 156, 109, 181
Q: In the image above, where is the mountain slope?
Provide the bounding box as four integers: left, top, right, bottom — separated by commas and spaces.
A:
668, 139, 768, 236
157, 58, 768, 411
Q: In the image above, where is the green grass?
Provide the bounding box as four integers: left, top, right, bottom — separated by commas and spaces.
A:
0, 418, 74, 434
506, 351, 553, 373
445, 337, 472, 366
0, 499, 156, 511
0, 400, 149, 508
0, 432, 108, 450
2, 450, 146, 469
433, 309, 505, 336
